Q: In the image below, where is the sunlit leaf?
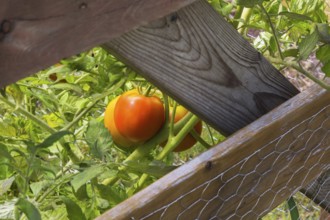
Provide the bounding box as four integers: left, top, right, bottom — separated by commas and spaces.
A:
71, 165, 105, 192
0, 177, 15, 196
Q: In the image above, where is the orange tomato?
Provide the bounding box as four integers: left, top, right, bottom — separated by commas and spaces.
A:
114, 90, 165, 143
104, 96, 134, 147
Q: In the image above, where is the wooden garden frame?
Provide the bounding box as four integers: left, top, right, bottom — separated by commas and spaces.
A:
1, 0, 329, 219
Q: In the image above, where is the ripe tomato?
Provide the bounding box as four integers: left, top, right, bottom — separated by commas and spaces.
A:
114, 89, 165, 143
169, 105, 202, 152
104, 96, 134, 148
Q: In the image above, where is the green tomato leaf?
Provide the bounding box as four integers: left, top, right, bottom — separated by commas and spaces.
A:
124, 160, 177, 178
85, 120, 112, 159
71, 165, 105, 192
279, 12, 313, 21
0, 144, 13, 161
95, 184, 128, 207
316, 44, 330, 63
317, 23, 330, 44
321, 61, 330, 77
299, 30, 319, 59
61, 197, 87, 220
35, 131, 72, 149
50, 83, 83, 95
0, 122, 16, 137
236, 0, 265, 8
15, 198, 41, 220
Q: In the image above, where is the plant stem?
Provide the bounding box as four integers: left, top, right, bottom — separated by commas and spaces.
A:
259, 3, 284, 60
190, 129, 212, 149
266, 56, 330, 90
206, 123, 216, 146
237, 7, 253, 35
0, 95, 56, 134
233, 6, 244, 29
156, 115, 200, 160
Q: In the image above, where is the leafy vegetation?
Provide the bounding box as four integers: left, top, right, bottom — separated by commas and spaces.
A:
1, 0, 329, 219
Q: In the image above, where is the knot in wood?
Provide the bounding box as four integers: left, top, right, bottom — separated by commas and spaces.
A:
79, 2, 88, 9
1, 20, 12, 34
205, 161, 213, 170
170, 13, 179, 22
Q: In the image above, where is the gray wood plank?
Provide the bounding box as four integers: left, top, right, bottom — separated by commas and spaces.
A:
0, 0, 196, 87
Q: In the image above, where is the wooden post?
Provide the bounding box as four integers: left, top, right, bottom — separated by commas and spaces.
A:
0, 0, 196, 87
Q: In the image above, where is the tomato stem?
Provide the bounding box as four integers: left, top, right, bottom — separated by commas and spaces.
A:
190, 128, 212, 149
157, 115, 200, 160
169, 102, 177, 138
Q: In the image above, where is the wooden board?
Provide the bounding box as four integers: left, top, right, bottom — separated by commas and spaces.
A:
96, 75, 330, 220
0, 0, 196, 87
103, 0, 299, 136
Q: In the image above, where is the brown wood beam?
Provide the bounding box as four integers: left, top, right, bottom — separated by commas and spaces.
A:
0, 0, 196, 87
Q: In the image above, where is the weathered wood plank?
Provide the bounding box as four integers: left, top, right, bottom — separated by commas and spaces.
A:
96, 76, 330, 220
0, 0, 196, 87
103, 0, 299, 136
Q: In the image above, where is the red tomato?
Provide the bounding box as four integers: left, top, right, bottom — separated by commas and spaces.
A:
114, 89, 165, 143
168, 105, 203, 152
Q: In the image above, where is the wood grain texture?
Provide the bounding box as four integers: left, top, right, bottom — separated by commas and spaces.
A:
0, 0, 196, 87
103, 0, 299, 136
96, 77, 330, 220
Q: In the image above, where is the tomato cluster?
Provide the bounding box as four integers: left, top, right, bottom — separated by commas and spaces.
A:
104, 89, 202, 152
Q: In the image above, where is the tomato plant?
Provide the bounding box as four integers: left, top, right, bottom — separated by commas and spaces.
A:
113, 89, 165, 143
164, 105, 203, 152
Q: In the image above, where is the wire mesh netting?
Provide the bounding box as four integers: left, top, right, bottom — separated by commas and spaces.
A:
99, 86, 329, 220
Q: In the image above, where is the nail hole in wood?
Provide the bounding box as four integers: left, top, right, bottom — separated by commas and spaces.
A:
205, 161, 213, 170
1, 20, 12, 34
79, 3, 88, 9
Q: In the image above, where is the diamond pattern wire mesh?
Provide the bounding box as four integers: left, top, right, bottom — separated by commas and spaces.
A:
136, 105, 329, 219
